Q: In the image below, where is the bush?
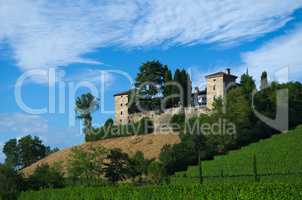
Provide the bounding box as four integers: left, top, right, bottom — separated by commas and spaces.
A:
67, 146, 107, 184
28, 163, 65, 190
170, 113, 185, 131
0, 164, 24, 200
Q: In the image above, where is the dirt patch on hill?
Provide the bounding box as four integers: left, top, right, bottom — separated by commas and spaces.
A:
22, 133, 180, 177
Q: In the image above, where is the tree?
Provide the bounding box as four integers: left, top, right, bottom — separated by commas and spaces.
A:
75, 93, 99, 135
0, 164, 24, 200
103, 149, 131, 184
128, 151, 152, 182
18, 136, 47, 169
240, 73, 256, 101
67, 146, 107, 183
3, 135, 53, 169
260, 71, 268, 90
28, 163, 65, 190
135, 61, 165, 97
162, 65, 174, 108
172, 69, 192, 107
3, 139, 18, 168
147, 161, 166, 184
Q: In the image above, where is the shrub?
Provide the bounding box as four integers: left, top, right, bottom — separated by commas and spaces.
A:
170, 113, 185, 132
28, 163, 65, 190
0, 164, 24, 200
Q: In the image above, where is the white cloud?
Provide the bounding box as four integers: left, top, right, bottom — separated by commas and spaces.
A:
242, 25, 302, 83
0, 113, 48, 135
0, 0, 302, 84
0, 0, 139, 72
63, 69, 115, 86
125, 1, 302, 46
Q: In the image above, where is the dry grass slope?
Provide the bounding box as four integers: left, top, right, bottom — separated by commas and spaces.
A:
22, 133, 180, 176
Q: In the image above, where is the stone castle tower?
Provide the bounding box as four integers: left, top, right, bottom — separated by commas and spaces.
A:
114, 91, 129, 124
114, 68, 237, 125
205, 68, 237, 109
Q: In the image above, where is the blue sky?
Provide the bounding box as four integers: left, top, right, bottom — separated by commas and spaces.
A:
1, 0, 302, 162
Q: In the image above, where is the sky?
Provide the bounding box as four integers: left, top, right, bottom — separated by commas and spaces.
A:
0, 0, 302, 162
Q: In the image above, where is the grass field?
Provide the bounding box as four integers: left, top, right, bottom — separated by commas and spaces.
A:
172, 125, 302, 184
19, 183, 302, 200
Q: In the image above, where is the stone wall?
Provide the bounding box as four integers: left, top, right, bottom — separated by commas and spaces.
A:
129, 106, 209, 132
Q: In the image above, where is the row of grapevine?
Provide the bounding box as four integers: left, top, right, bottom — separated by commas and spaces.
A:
173, 126, 302, 182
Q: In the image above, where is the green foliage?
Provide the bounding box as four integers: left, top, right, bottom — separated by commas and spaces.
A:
103, 149, 131, 184
240, 73, 256, 100
0, 164, 24, 200
3, 135, 55, 169
128, 151, 153, 183
172, 69, 192, 107
3, 139, 18, 168
173, 126, 302, 183
67, 146, 107, 183
135, 60, 165, 97
170, 113, 185, 131
147, 161, 167, 184
75, 93, 99, 135
28, 163, 65, 190
19, 183, 302, 200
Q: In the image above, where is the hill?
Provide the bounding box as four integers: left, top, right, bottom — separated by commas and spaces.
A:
173, 125, 302, 183
22, 133, 180, 176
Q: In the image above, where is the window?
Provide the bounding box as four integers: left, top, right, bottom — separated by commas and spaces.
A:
120, 103, 123, 106
120, 111, 123, 115
213, 85, 216, 91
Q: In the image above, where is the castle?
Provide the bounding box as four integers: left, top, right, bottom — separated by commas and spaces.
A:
114, 68, 237, 128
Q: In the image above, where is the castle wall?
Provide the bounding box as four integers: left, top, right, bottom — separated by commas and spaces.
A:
129, 106, 209, 132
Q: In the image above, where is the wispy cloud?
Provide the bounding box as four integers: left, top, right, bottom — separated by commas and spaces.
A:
63, 69, 115, 86
1, 0, 302, 84
241, 25, 302, 83
0, 113, 48, 135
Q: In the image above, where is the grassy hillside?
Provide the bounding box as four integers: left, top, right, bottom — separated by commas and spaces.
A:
173, 125, 302, 183
22, 133, 180, 176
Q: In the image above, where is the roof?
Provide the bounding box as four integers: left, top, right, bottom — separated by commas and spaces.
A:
113, 91, 130, 96
205, 72, 237, 79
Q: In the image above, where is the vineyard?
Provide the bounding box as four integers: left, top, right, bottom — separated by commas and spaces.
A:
19, 183, 302, 200
172, 125, 302, 184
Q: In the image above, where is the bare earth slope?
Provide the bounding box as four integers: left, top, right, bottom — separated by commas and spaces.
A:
22, 133, 180, 176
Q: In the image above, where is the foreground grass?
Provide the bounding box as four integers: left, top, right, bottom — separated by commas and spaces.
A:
19, 183, 302, 200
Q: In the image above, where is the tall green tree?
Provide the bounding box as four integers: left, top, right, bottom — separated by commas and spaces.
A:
3, 135, 53, 169
135, 60, 165, 97
75, 93, 99, 135
240, 73, 256, 101
103, 149, 131, 184
260, 71, 268, 90
162, 65, 174, 108
67, 146, 107, 183
3, 139, 18, 168
18, 136, 47, 169
172, 69, 192, 107
0, 164, 24, 200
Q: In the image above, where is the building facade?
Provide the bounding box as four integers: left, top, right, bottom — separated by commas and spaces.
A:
114, 91, 129, 125
205, 68, 237, 109
114, 68, 237, 125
